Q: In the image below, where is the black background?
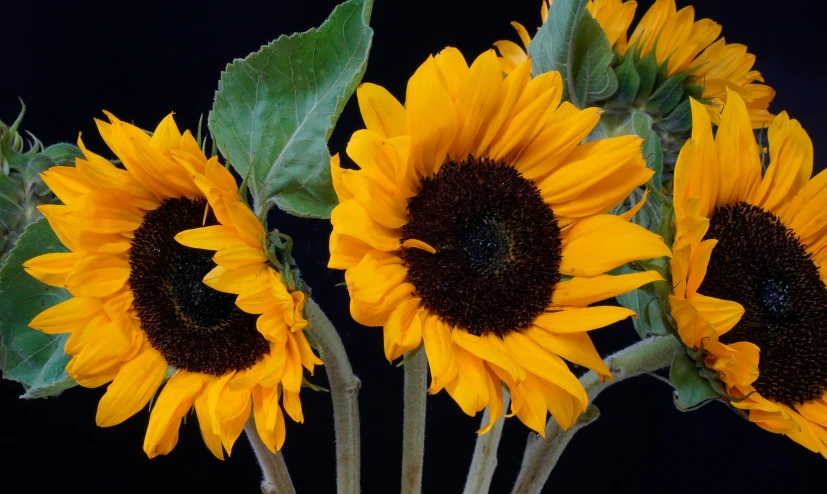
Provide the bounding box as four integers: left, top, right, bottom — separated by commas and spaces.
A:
2, 1, 826, 492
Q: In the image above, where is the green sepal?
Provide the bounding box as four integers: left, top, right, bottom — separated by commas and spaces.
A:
611, 53, 640, 109
209, 0, 374, 219
669, 349, 720, 411
302, 376, 330, 393
654, 98, 692, 135
528, 0, 617, 108
0, 217, 77, 398
41, 143, 84, 167
396, 343, 424, 368
644, 71, 690, 116
633, 49, 659, 104
0, 105, 80, 266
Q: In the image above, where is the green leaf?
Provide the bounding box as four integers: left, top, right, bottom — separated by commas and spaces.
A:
669, 350, 719, 411
528, 0, 617, 108
0, 217, 76, 398
209, 0, 374, 219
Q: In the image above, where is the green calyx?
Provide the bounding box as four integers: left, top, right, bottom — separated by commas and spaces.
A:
0, 102, 83, 266
594, 43, 707, 184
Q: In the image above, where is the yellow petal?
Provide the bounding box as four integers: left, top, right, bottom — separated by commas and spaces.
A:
64, 254, 130, 298
349, 281, 416, 328
357, 83, 407, 139
283, 389, 304, 423
674, 98, 719, 219
421, 312, 457, 394
328, 232, 372, 270
203, 263, 266, 295
23, 251, 85, 288
175, 225, 245, 251
551, 271, 664, 307
96, 347, 166, 427
228, 200, 266, 248
29, 297, 104, 334
252, 385, 286, 453
331, 200, 401, 252
143, 371, 208, 458
559, 214, 672, 277
445, 344, 489, 416
512, 373, 548, 435
534, 306, 637, 333
526, 327, 610, 378
345, 250, 407, 305
452, 329, 521, 385
213, 244, 268, 270
383, 298, 423, 362
405, 55, 457, 177
477, 369, 505, 435
503, 332, 587, 407
435, 47, 470, 102
195, 391, 225, 460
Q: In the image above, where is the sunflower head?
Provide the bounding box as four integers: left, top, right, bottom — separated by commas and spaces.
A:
23, 112, 321, 459
495, 0, 775, 177
330, 46, 671, 434
669, 88, 827, 457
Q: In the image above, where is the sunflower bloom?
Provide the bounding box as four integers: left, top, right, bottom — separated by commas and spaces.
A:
329, 47, 671, 434
670, 88, 827, 456
496, 0, 775, 127
24, 113, 320, 459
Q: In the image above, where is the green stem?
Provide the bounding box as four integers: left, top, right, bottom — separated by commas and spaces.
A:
463, 389, 511, 494
306, 298, 361, 494
511, 336, 681, 494
401, 349, 428, 494
245, 420, 297, 494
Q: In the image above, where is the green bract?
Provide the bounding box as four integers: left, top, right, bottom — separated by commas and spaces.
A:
0, 105, 82, 265
209, 0, 374, 219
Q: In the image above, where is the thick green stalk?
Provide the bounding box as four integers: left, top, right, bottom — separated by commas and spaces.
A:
511, 336, 681, 494
463, 390, 511, 494
245, 421, 297, 494
401, 350, 428, 494
306, 298, 362, 494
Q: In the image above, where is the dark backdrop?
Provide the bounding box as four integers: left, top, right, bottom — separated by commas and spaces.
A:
2, 1, 825, 492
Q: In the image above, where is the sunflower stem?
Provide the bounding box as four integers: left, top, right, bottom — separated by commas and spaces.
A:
245, 421, 296, 494
511, 336, 681, 494
306, 298, 361, 494
401, 349, 428, 494
463, 389, 511, 494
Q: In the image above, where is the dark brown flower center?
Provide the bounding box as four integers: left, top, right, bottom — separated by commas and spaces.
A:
400, 158, 562, 337
700, 201, 827, 407
129, 197, 268, 375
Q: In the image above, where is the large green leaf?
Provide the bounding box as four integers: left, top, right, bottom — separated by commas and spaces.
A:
528, 0, 617, 108
0, 217, 76, 398
209, 0, 374, 219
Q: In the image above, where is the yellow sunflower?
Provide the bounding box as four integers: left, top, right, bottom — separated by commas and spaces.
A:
329, 47, 672, 434
23, 112, 320, 459
670, 88, 827, 456
496, 0, 775, 127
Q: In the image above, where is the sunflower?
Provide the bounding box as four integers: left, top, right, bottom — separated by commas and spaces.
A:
496, 0, 775, 128
23, 113, 320, 459
670, 88, 827, 456
329, 47, 672, 434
